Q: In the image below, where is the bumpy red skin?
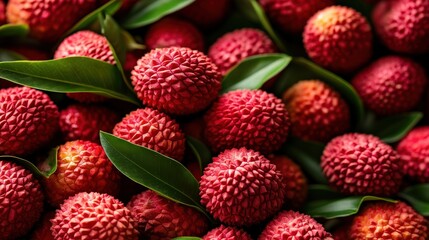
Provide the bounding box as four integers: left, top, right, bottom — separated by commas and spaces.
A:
321, 133, 403, 196
259, 210, 333, 240
203, 225, 252, 240
303, 6, 372, 73
31, 212, 55, 240
204, 89, 290, 154
113, 108, 186, 161
127, 190, 208, 240
0, 1, 5, 25
200, 148, 286, 226
51, 192, 139, 240
145, 17, 204, 51
373, 0, 429, 54
0, 160, 44, 239
131, 47, 222, 115
282, 80, 350, 142
208, 28, 276, 75
0, 87, 59, 156
59, 104, 119, 142
43, 140, 121, 207
178, 0, 229, 28
259, 0, 334, 33
6, 0, 96, 42
350, 202, 428, 239
397, 126, 429, 183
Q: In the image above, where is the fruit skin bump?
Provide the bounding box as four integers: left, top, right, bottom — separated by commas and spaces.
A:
127, 190, 209, 240
321, 133, 403, 196
282, 80, 350, 142
145, 17, 204, 51
258, 210, 333, 240
352, 56, 427, 116
202, 225, 252, 240
0, 160, 44, 239
372, 0, 429, 54
259, 0, 334, 33
6, 0, 97, 42
303, 6, 372, 73
51, 192, 139, 240
397, 126, 429, 183
0, 87, 59, 156
204, 89, 290, 154
350, 201, 428, 239
200, 148, 286, 226
131, 47, 222, 115
178, 0, 230, 28
113, 108, 186, 161
208, 28, 276, 75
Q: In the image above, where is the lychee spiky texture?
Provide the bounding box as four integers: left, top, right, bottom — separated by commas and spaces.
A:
208, 28, 276, 75
259, 0, 334, 33
203, 225, 252, 240
303, 6, 372, 73
204, 89, 290, 154
51, 192, 139, 240
178, 0, 230, 28
259, 210, 333, 240
31, 211, 55, 240
282, 80, 350, 142
113, 108, 186, 161
200, 148, 286, 226
372, 0, 429, 54
43, 140, 121, 207
321, 133, 403, 196
131, 47, 222, 115
59, 104, 120, 142
0, 160, 44, 239
6, 0, 97, 42
127, 190, 209, 240
397, 126, 429, 183
350, 202, 428, 239
145, 17, 204, 51
0, 87, 59, 155
352, 56, 427, 116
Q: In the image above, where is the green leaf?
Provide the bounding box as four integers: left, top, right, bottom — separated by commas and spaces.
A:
0, 147, 58, 178
99, 131, 211, 219
121, 30, 146, 51
274, 57, 365, 126
0, 57, 140, 105
121, 0, 195, 29
172, 237, 202, 240
221, 53, 292, 93
0, 49, 26, 61
280, 137, 327, 184
399, 184, 429, 216
186, 136, 212, 174
0, 24, 29, 38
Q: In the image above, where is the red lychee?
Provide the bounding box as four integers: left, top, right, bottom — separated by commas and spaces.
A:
203, 225, 252, 240
0, 1, 5, 25
178, 0, 230, 28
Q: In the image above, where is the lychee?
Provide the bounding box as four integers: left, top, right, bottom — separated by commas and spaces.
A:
43, 140, 121, 207
259, 0, 334, 33
372, 0, 429, 54
352, 56, 427, 115
0, 1, 5, 25
0, 87, 59, 156
203, 225, 252, 240
258, 210, 333, 240
127, 190, 209, 239
145, 17, 204, 51
204, 89, 290, 154
6, 0, 97, 42
131, 47, 222, 115
350, 201, 428, 239
59, 104, 120, 142
0, 160, 44, 239
303, 6, 372, 73
321, 133, 403, 196
178, 0, 230, 28
200, 148, 286, 226
397, 126, 429, 183
208, 28, 276, 75
51, 192, 139, 240
113, 108, 186, 161
282, 80, 350, 142
31, 211, 55, 240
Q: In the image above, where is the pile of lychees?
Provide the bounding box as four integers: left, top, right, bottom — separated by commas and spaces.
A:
0, 0, 429, 239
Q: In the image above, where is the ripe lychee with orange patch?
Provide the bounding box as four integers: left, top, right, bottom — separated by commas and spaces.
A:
203, 225, 252, 240
178, 0, 230, 28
